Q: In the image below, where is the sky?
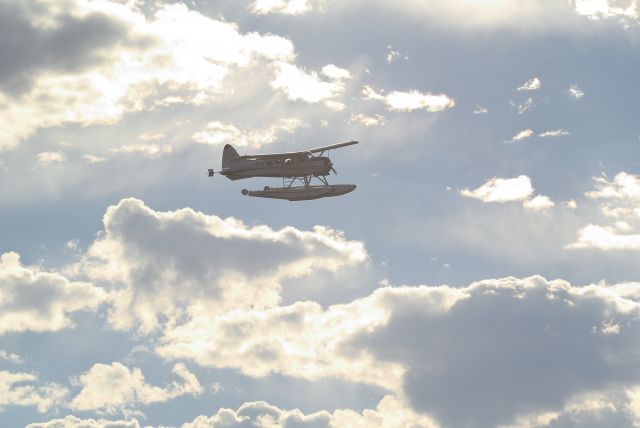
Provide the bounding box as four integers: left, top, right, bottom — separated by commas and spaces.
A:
2, 0, 640, 427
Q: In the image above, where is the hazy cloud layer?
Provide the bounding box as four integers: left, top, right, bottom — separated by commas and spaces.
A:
0, 0, 295, 150
192, 118, 306, 149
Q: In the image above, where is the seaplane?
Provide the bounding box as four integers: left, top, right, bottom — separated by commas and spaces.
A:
208, 140, 358, 201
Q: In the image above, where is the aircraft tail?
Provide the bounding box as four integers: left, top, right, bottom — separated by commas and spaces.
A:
222, 144, 239, 168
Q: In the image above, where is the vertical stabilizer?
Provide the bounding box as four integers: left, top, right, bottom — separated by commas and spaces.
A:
222, 144, 239, 168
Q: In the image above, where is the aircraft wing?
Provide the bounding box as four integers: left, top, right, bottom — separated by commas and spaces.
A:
308, 140, 359, 154
239, 140, 358, 159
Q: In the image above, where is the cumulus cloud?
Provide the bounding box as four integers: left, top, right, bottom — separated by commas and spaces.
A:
539, 129, 571, 138
78, 198, 367, 333
362, 85, 455, 112
570, 172, 640, 250
36, 151, 66, 165
348, 113, 385, 126
82, 154, 107, 164
567, 224, 640, 250
29, 396, 436, 428
386, 46, 408, 63
0, 350, 23, 364
507, 129, 534, 143
586, 172, 640, 205
569, 83, 585, 99
69, 362, 201, 415
0, 1, 295, 151
321, 64, 352, 80
249, 0, 314, 16
0, 252, 106, 335
182, 395, 437, 428
511, 97, 535, 114
192, 118, 305, 149
0, 370, 68, 413
138, 132, 165, 142
517, 77, 542, 91
473, 106, 488, 114
157, 297, 403, 389
157, 274, 640, 428
271, 62, 349, 109
574, 0, 639, 21
27, 416, 140, 428
460, 175, 534, 202
271, 62, 345, 110
522, 194, 556, 212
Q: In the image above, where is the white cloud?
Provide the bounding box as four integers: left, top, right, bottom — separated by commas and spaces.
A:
567, 224, 640, 250
508, 129, 534, 143
523, 194, 555, 212
28, 396, 436, 428
65, 239, 80, 251
321, 64, 352, 80
539, 129, 571, 138
0, 370, 68, 413
517, 77, 542, 91
157, 275, 640, 427
386, 46, 409, 64
271, 62, 349, 109
362, 85, 455, 112
78, 198, 367, 333
348, 113, 386, 127
0, 252, 106, 335
82, 154, 107, 164
69, 362, 202, 415
249, 0, 314, 16
574, 0, 639, 20
0, 2, 295, 151
473, 106, 488, 114
512, 97, 535, 114
569, 83, 585, 99
0, 350, 23, 364
36, 151, 66, 165
325, 1, 639, 32
569, 172, 640, 250
192, 118, 305, 149
586, 172, 640, 205
110, 144, 172, 158
460, 176, 534, 203
565, 199, 578, 209
138, 132, 165, 142
27, 416, 141, 428
157, 297, 404, 390
182, 395, 437, 428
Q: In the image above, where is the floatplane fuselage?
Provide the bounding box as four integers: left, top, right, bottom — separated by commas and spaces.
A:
208, 141, 358, 201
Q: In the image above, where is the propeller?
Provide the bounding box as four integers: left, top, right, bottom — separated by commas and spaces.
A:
331, 166, 337, 175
